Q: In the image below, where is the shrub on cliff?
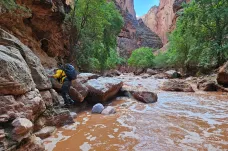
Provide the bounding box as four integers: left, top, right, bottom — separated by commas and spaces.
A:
128, 47, 155, 68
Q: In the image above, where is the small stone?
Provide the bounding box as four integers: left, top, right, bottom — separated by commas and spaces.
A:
12, 118, 33, 135
92, 103, 104, 114
101, 106, 116, 115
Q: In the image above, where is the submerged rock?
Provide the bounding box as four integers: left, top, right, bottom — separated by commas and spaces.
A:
86, 77, 123, 102
161, 80, 194, 92
197, 79, 217, 91
101, 106, 116, 115
34, 126, 56, 139
217, 61, 228, 87
92, 103, 104, 114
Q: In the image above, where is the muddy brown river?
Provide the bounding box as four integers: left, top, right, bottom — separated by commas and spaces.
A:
43, 75, 228, 151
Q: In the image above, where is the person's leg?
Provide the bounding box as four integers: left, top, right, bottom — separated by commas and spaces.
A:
61, 78, 71, 105
61, 78, 74, 105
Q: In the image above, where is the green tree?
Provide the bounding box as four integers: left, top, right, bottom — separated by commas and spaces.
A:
168, 0, 228, 71
128, 47, 155, 68
64, 0, 123, 71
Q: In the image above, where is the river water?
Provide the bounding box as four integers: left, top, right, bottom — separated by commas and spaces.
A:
43, 75, 228, 151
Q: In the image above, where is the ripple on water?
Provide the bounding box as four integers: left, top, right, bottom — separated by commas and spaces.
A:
43, 76, 228, 151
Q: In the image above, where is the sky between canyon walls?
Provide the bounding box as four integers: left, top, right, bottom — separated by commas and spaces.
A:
134, 0, 159, 17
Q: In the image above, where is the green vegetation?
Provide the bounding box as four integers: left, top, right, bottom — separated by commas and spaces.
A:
128, 47, 155, 68
0, 0, 18, 10
0, 0, 30, 12
166, 0, 228, 71
153, 52, 169, 68
64, 0, 124, 72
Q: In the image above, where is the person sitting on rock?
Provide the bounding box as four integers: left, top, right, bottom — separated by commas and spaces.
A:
49, 63, 74, 107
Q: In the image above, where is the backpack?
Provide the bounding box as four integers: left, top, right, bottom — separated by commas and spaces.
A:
62, 64, 77, 80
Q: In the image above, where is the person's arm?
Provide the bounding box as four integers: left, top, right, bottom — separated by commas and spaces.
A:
48, 70, 61, 78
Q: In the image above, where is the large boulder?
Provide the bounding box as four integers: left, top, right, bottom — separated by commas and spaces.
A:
0, 29, 51, 91
121, 86, 158, 103
69, 80, 88, 102
11, 118, 33, 142
40, 108, 74, 126
132, 91, 158, 103
161, 80, 194, 92
12, 118, 33, 135
0, 90, 46, 123
77, 73, 100, 84
34, 126, 56, 139
0, 45, 35, 95
217, 61, 228, 87
86, 77, 123, 102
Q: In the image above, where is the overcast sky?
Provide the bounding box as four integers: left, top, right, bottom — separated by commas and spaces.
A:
134, 0, 160, 17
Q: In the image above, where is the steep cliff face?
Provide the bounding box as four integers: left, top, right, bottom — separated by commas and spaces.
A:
0, 0, 71, 67
115, 0, 136, 20
115, 0, 163, 58
142, 0, 189, 44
